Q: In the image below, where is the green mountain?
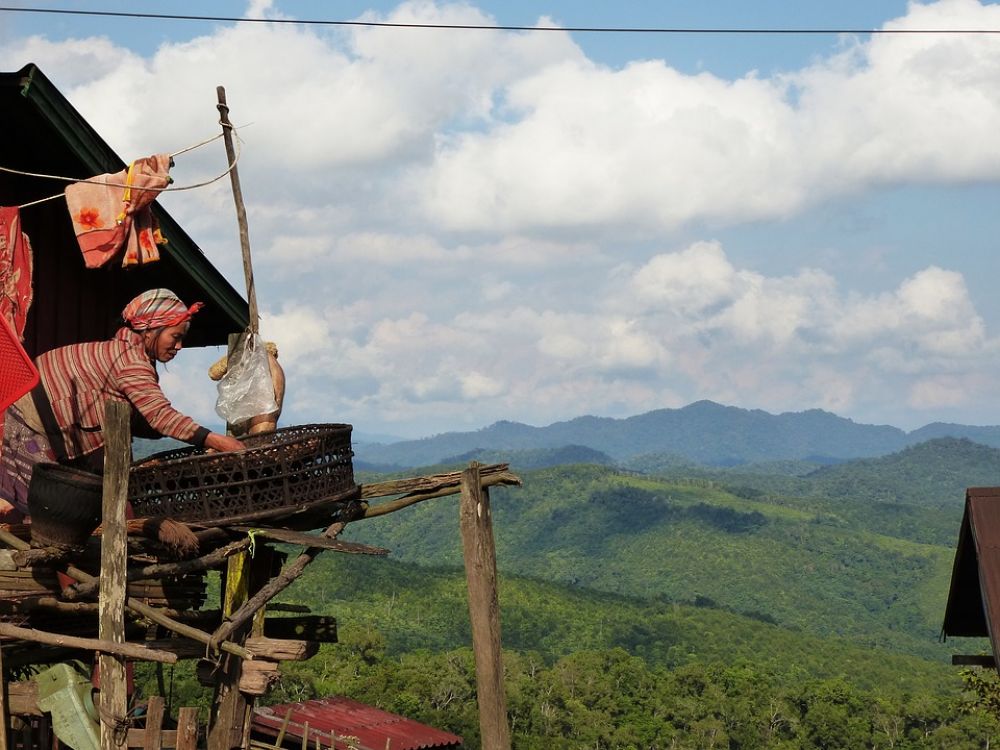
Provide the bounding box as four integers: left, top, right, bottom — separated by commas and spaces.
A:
353, 400, 1000, 468
345, 460, 977, 660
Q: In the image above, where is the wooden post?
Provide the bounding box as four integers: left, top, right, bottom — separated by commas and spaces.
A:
208, 547, 274, 750
459, 462, 511, 750
176, 707, 199, 750
217, 87, 259, 334
143, 696, 165, 750
99, 399, 130, 750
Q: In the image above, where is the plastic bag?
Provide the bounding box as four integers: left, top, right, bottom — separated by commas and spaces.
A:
214, 333, 278, 425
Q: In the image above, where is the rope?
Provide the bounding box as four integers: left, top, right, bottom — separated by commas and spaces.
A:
6, 124, 244, 209
97, 701, 144, 747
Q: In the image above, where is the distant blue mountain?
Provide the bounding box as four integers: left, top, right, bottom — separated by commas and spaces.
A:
352, 400, 999, 469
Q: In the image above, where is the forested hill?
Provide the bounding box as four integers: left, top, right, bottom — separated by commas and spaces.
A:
353, 400, 1000, 468
347, 461, 974, 660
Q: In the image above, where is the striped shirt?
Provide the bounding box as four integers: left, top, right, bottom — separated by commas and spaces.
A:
34, 327, 209, 459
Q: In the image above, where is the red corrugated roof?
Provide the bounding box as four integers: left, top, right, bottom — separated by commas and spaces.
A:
253, 697, 463, 750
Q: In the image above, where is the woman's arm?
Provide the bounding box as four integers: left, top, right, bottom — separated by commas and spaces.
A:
204, 432, 245, 452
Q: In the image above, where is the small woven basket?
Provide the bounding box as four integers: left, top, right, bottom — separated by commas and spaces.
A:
128, 424, 358, 527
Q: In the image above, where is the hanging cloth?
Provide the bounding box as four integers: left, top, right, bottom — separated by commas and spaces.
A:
0, 206, 34, 340
64, 153, 171, 269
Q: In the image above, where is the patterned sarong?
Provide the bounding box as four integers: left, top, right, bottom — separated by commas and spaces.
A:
0, 403, 57, 519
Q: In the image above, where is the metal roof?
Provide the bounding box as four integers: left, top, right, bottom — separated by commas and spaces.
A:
942, 487, 1000, 653
253, 697, 463, 750
0, 63, 248, 351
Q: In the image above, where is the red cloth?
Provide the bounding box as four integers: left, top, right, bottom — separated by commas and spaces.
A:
64, 154, 171, 268
121, 289, 203, 331
0, 206, 34, 339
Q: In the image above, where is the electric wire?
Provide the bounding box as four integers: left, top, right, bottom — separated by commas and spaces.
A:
1, 6, 999, 35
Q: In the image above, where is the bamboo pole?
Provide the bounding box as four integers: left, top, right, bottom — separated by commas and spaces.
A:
217, 86, 258, 333
459, 462, 511, 750
99, 399, 130, 750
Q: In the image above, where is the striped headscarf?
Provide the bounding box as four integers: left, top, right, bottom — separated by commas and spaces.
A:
122, 289, 204, 331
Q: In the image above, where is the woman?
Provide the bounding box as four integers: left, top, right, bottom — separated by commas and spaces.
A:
0, 288, 244, 520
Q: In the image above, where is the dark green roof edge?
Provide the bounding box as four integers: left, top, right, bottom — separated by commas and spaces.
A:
11, 63, 249, 331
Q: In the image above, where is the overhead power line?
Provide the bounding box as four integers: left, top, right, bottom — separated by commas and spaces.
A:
1, 6, 1000, 34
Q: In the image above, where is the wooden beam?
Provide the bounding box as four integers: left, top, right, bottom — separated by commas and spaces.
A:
360, 463, 520, 504
99, 399, 130, 750
459, 462, 511, 750
245, 637, 317, 661
231, 527, 387, 555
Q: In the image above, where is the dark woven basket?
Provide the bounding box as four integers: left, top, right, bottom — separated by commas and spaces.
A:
128, 424, 358, 528
27, 463, 103, 549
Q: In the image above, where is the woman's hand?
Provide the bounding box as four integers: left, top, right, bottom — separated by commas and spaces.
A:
204, 432, 246, 453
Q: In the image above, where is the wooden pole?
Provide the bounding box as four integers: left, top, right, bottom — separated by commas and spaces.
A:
217, 86, 259, 334
459, 462, 511, 750
0, 623, 176, 664
99, 399, 130, 750
208, 547, 274, 750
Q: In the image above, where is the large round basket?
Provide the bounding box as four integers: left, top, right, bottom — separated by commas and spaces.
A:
27, 463, 103, 549
128, 424, 359, 528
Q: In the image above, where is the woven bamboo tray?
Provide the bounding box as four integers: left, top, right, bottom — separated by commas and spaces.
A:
128, 424, 358, 528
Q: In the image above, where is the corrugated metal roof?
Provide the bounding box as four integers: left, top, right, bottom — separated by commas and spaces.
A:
253, 697, 463, 750
943, 487, 1000, 653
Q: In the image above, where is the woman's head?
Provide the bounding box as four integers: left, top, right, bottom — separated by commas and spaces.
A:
142, 322, 190, 363
122, 289, 203, 362
122, 289, 203, 330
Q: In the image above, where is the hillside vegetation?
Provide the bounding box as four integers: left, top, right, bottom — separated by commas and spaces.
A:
347, 451, 989, 659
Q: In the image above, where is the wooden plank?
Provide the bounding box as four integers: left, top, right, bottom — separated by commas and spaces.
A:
459, 462, 511, 750
5, 683, 40, 717
952, 654, 997, 667
125, 729, 177, 748
264, 616, 337, 644
143, 696, 165, 750
99, 399, 131, 750
244, 637, 317, 661
175, 707, 199, 750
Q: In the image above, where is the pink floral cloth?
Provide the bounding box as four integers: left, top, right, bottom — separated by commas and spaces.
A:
64, 154, 171, 268
0, 206, 33, 339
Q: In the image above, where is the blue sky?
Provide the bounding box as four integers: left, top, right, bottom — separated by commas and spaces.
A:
2, 0, 999, 439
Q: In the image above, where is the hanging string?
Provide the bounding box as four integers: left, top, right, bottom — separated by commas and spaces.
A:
6, 125, 245, 209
